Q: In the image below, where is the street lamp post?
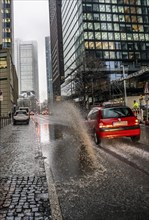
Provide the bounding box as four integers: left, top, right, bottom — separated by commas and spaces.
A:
121, 65, 127, 106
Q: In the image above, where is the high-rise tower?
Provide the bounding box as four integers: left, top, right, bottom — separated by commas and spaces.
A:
1, 0, 14, 50
48, 0, 64, 99
60, 0, 149, 102
14, 40, 39, 101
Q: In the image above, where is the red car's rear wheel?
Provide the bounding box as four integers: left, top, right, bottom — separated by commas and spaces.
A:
94, 131, 101, 145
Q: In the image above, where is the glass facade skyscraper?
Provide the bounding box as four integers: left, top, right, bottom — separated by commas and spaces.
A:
1, 0, 14, 49
82, 0, 149, 68
61, 0, 84, 96
61, 0, 149, 101
14, 41, 39, 100
48, 0, 64, 98
62, 0, 82, 75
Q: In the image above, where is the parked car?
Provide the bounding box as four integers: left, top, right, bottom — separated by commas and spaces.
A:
86, 105, 140, 144
13, 110, 30, 125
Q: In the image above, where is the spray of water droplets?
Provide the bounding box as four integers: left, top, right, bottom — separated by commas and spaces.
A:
53, 101, 98, 168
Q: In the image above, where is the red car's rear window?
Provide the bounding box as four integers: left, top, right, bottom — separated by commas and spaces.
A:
101, 107, 134, 119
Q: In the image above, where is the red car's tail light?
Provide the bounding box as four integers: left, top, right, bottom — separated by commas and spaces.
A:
135, 119, 139, 125
99, 122, 104, 128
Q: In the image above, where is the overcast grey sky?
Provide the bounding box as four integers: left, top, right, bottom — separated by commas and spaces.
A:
14, 0, 50, 102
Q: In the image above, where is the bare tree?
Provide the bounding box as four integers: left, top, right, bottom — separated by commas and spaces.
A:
72, 53, 109, 109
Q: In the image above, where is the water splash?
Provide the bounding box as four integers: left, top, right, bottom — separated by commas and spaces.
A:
53, 101, 97, 168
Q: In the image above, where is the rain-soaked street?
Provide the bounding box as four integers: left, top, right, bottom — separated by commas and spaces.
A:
0, 102, 149, 220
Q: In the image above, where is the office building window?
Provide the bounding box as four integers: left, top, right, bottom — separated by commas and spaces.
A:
0, 57, 7, 68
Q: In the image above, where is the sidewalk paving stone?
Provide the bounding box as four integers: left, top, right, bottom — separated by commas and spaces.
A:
0, 123, 53, 219
0, 176, 52, 219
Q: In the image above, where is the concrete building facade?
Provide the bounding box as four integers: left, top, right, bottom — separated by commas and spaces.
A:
0, 49, 18, 116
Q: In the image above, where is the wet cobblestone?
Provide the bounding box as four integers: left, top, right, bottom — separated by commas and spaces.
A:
0, 176, 51, 219
0, 123, 45, 177
0, 122, 52, 219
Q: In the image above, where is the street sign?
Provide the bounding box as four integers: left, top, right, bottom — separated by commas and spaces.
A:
144, 82, 149, 94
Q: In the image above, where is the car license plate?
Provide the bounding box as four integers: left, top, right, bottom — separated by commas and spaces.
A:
113, 121, 128, 126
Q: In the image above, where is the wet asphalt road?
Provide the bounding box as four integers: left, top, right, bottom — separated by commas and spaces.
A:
0, 107, 149, 220
34, 109, 149, 220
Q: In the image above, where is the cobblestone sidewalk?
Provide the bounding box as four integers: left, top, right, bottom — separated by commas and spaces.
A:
0, 123, 52, 220
0, 176, 51, 220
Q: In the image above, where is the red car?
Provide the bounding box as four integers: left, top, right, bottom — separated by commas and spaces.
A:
86, 105, 140, 144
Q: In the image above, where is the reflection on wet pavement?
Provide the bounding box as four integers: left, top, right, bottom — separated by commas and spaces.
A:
35, 123, 50, 143
35, 122, 65, 143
